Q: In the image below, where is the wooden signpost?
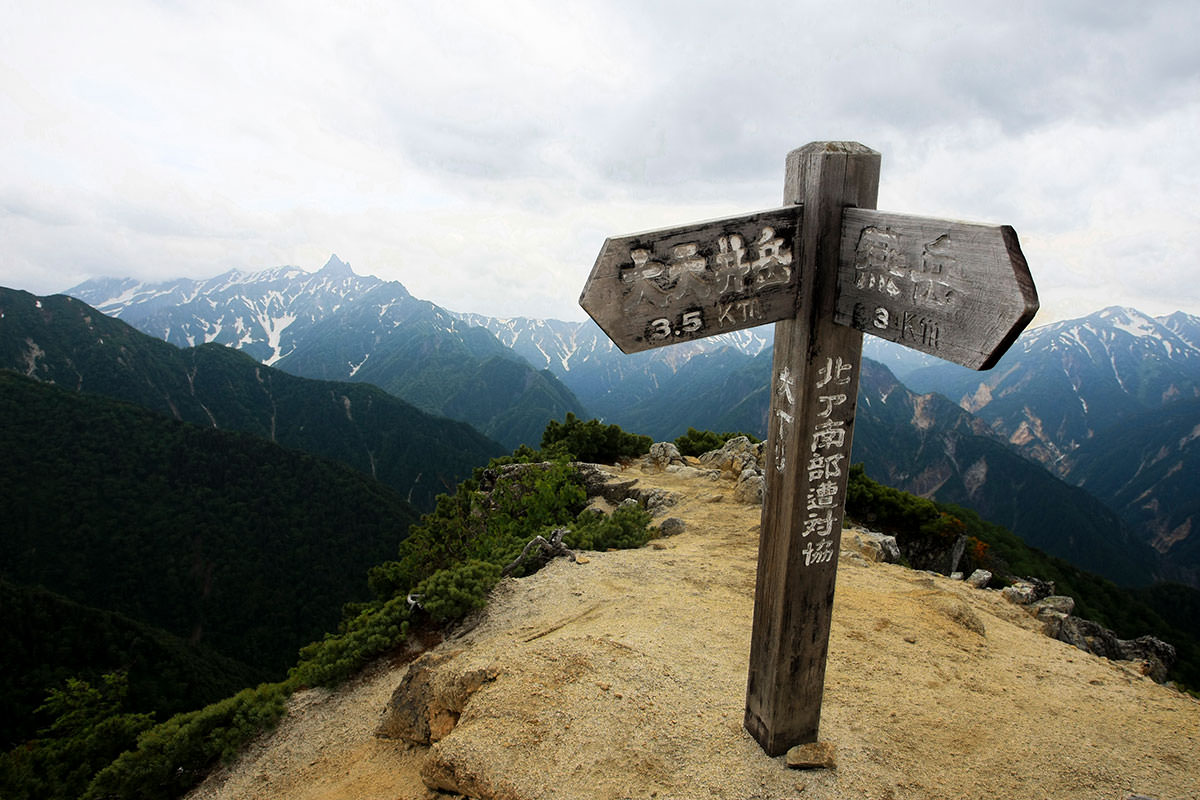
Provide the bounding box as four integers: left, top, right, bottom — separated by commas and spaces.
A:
579, 141, 1038, 757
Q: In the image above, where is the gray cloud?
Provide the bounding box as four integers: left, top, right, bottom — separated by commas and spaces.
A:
1, 0, 1197, 324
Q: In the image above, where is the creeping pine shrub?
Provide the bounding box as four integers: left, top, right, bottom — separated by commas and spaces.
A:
414, 560, 502, 622
81, 683, 288, 800
371, 459, 589, 596
288, 593, 412, 689
845, 463, 941, 531
673, 427, 761, 457
541, 413, 652, 463
566, 504, 654, 551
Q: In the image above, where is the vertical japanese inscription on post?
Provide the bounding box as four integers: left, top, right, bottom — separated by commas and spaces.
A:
581, 140, 1038, 759
801, 355, 854, 568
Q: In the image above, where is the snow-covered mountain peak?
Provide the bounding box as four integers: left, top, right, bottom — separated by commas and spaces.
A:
63, 256, 409, 365
1158, 311, 1200, 352
319, 254, 355, 277
1095, 306, 1162, 338
1020, 306, 1200, 366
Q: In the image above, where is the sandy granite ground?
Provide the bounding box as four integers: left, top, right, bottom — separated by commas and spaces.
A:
188, 461, 1199, 800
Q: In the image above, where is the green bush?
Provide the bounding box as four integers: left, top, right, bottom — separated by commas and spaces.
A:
81, 682, 288, 800
845, 463, 940, 532
541, 413, 652, 463
566, 504, 655, 551
0, 673, 153, 800
414, 560, 503, 622
673, 427, 760, 457
288, 593, 412, 689
377, 459, 588, 594
919, 511, 967, 542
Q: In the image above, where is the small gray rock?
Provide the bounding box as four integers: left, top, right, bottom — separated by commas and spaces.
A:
733, 470, 765, 504
637, 488, 680, 517
658, 517, 686, 537
1038, 609, 1069, 639
1002, 581, 1038, 605
848, 529, 901, 564
1034, 595, 1076, 616
646, 441, 682, 468
965, 569, 992, 589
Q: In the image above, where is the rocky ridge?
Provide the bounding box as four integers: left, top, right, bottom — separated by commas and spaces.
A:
188, 451, 1199, 800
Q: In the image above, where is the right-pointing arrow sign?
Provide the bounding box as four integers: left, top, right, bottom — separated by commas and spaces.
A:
834, 208, 1039, 370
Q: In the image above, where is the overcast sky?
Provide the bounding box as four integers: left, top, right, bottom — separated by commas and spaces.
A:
2, 0, 1197, 324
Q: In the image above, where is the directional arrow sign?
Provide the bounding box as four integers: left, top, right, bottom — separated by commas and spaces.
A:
581, 205, 1037, 369
579, 206, 803, 354
582, 141, 1040, 758
834, 208, 1038, 370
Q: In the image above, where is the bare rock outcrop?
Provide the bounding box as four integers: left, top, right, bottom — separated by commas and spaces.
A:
376, 651, 498, 746
575, 461, 681, 516
698, 436, 763, 477
1001, 580, 1177, 682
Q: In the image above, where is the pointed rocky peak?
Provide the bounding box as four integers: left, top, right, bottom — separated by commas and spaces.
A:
1158, 311, 1200, 352
320, 254, 355, 278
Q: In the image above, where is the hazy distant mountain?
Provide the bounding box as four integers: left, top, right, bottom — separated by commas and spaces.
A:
853, 358, 1157, 584
69, 255, 379, 365
455, 312, 975, 424
904, 306, 1200, 472
459, 315, 1149, 583
454, 313, 772, 423
0, 287, 502, 509
67, 256, 584, 449
1064, 396, 1200, 587
893, 306, 1200, 585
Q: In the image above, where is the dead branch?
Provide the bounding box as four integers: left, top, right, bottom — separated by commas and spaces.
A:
502, 526, 576, 577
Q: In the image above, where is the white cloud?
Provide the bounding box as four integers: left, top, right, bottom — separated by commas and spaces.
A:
1, 0, 1198, 325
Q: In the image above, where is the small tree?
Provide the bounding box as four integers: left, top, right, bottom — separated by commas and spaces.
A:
0, 673, 153, 800
541, 413, 651, 463
673, 427, 760, 457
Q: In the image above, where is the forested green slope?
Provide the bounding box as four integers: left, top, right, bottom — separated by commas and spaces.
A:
0, 370, 420, 677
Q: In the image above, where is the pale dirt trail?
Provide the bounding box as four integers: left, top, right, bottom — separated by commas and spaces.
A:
189, 462, 1200, 800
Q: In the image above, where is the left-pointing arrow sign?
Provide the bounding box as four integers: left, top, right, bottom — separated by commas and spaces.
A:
579, 206, 804, 353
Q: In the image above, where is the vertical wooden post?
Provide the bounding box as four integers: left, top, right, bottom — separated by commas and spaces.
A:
744, 142, 881, 756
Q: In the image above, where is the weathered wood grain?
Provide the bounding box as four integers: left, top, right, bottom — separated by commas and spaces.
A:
744, 141, 880, 756
834, 209, 1039, 370
579, 139, 1039, 760
579, 206, 803, 353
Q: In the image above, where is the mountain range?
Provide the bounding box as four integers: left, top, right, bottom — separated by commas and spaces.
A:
0, 367, 427, 747
0, 286, 502, 510
903, 306, 1200, 469
453, 311, 1169, 585
901, 306, 1200, 586
67, 256, 583, 450
53, 259, 1191, 588
5, 250, 1200, 799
